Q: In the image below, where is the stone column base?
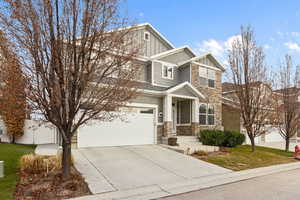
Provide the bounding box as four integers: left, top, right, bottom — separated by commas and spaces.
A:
163, 121, 172, 137
191, 122, 200, 136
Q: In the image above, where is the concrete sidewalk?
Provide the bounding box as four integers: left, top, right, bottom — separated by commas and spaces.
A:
72, 153, 300, 200
35, 144, 59, 155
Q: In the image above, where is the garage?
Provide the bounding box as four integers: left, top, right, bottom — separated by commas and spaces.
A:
265, 126, 284, 143
77, 106, 156, 148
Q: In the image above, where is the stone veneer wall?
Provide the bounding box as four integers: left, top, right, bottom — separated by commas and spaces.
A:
191, 63, 223, 130
176, 125, 192, 136
157, 125, 163, 143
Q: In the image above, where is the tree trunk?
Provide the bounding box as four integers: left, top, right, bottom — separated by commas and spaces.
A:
250, 136, 256, 152
285, 137, 290, 152
62, 138, 72, 180
11, 135, 15, 144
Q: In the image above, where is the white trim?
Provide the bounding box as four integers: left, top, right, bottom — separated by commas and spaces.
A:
193, 61, 222, 72
199, 103, 215, 126
151, 61, 154, 85
135, 23, 175, 49
150, 45, 196, 60
166, 81, 206, 99
152, 83, 169, 88
170, 94, 198, 100
176, 124, 191, 126
178, 53, 226, 72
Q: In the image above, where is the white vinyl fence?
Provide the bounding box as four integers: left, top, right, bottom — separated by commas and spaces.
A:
0, 120, 56, 144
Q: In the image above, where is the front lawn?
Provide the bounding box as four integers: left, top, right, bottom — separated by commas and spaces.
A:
194, 145, 297, 171
0, 143, 36, 200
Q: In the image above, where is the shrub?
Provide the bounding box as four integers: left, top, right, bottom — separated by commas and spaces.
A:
223, 130, 245, 147
19, 154, 74, 174
199, 130, 245, 147
199, 130, 225, 146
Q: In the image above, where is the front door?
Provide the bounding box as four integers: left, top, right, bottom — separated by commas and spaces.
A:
172, 102, 177, 135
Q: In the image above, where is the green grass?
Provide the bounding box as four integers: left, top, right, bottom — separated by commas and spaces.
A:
0, 143, 36, 200
199, 145, 297, 171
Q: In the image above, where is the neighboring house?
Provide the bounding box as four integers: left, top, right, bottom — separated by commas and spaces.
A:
73, 23, 226, 148
222, 82, 293, 144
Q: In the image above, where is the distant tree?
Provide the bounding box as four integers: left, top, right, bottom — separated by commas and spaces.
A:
273, 55, 300, 152
228, 26, 272, 152
0, 32, 26, 144
0, 0, 140, 178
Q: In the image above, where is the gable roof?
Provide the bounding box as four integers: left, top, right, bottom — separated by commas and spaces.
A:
179, 52, 226, 72
166, 81, 205, 99
150, 45, 196, 60
133, 23, 175, 50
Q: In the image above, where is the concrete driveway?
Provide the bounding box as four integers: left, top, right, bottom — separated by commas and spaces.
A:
73, 145, 230, 194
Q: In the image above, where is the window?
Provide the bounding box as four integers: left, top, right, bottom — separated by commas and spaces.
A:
162, 65, 174, 79
199, 67, 216, 88
140, 108, 154, 114
144, 32, 150, 41
199, 104, 215, 125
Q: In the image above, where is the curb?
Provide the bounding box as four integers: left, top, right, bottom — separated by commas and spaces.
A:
71, 161, 300, 200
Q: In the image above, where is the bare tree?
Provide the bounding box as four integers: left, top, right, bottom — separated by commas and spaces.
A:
273, 55, 300, 152
0, 0, 141, 178
228, 26, 272, 152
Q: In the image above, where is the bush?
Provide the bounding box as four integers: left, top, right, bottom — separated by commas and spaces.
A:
199, 130, 225, 146
199, 130, 245, 147
19, 154, 74, 174
223, 130, 245, 147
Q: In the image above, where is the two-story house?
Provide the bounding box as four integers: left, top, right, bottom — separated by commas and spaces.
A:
73, 23, 226, 148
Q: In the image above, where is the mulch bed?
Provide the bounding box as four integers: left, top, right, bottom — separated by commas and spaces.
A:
192, 147, 230, 159
14, 167, 91, 200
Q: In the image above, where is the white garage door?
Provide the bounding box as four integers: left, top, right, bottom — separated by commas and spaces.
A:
77, 107, 155, 147
265, 126, 284, 143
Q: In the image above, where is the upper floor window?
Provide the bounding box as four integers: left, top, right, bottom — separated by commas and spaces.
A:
144, 32, 150, 41
199, 67, 216, 88
162, 65, 174, 79
199, 104, 215, 125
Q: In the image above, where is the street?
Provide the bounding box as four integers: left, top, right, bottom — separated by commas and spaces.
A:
159, 169, 300, 200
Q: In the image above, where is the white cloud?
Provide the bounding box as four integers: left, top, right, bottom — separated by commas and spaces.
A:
284, 42, 300, 52
198, 39, 224, 57
195, 35, 241, 65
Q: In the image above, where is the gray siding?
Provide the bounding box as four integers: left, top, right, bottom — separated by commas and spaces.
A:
179, 65, 191, 83
130, 95, 164, 123
159, 50, 194, 64
133, 27, 172, 57
137, 64, 148, 82
197, 56, 217, 68
153, 61, 179, 87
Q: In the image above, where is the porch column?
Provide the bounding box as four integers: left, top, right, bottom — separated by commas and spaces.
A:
163, 95, 172, 138
191, 98, 200, 136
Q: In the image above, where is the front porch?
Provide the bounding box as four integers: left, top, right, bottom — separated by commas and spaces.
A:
160, 82, 205, 138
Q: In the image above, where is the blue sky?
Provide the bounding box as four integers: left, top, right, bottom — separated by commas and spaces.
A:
125, 0, 300, 69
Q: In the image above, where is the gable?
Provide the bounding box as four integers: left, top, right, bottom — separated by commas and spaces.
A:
171, 86, 198, 97
159, 49, 195, 65
131, 24, 174, 57
196, 55, 218, 68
